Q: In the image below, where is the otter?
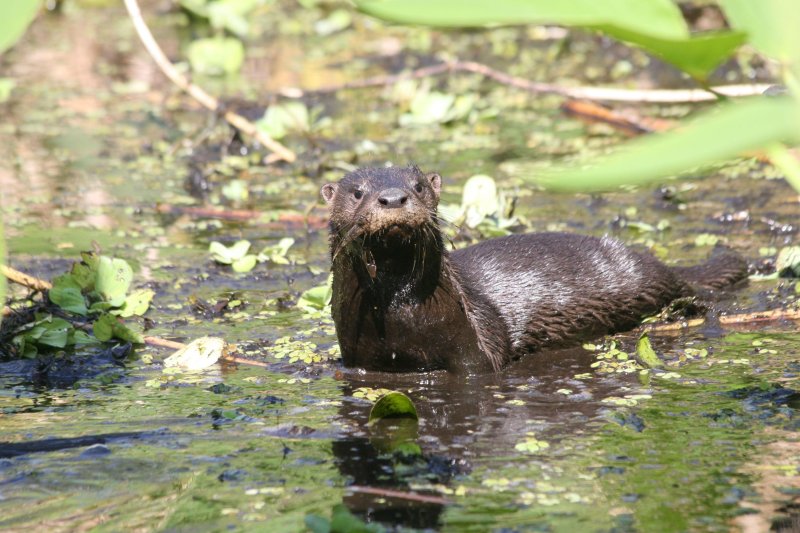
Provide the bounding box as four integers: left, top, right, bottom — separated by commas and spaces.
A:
321, 165, 747, 373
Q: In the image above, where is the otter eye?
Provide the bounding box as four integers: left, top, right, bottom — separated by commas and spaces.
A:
353, 190, 363, 200
414, 182, 423, 193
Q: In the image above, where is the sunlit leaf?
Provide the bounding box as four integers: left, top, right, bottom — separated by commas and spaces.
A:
232, 254, 257, 273
187, 37, 245, 76
635, 334, 664, 369
297, 276, 332, 311
210, 240, 252, 264
0, 78, 16, 103
532, 97, 800, 192
314, 8, 352, 36
0, 1, 40, 56
461, 175, 499, 228
114, 289, 155, 318
95, 256, 133, 307
163, 336, 226, 370
256, 102, 311, 140
368, 391, 419, 423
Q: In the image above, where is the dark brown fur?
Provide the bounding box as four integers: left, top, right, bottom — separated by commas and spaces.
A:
321, 165, 747, 373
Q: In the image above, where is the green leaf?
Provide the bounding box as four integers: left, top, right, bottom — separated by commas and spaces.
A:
356, 0, 744, 80
256, 102, 311, 140
187, 37, 244, 76
93, 314, 115, 342
114, 289, 155, 317
356, 0, 689, 39
210, 240, 251, 264
0, 1, 40, 56
163, 336, 225, 370
49, 274, 88, 316
461, 175, 499, 228
329, 504, 384, 533
34, 317, 73, 348
304, 514, 331, 533
532, 97, 800, 192
297, 277, 332, 311
257, 237, 295, 263
70, 261, 96, 290
368, 391, 419, 423
594, 27, 746, 82
207, 0, 259, 37
635, 334, 664, 369
0, 78, 16, 104
232, 254, 257, 273
720, 0, 800, 66
95, 256, 133, 307
776, 246, 800, 277
71, 330, 98, 346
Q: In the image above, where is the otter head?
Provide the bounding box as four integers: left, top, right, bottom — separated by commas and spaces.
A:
321, 165, 442, 260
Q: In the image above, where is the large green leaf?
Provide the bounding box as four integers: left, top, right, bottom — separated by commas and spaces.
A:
0, 1, 40, 55
720, 0, 800, 67
594, 27, 746, 82
356, 0, 744, 81
531, 97, 800, 192
357, 0, 689, 39
95, 257, 133, 307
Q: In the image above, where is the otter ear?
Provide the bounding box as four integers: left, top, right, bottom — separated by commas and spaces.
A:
320, 183, 338, 204
425, 172, 441, 197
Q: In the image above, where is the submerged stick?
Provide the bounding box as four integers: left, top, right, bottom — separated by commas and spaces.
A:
122, 0, 296, 163
282, 59, 772, 104
347, 485, 451, 505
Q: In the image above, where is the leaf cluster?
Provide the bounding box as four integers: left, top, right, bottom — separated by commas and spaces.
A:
11, 253, 149, 358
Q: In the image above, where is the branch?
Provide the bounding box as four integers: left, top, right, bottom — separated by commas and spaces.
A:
1, 264, 52, 291
122, 0, 296, 163
281, 59, 773, 104
719, 307, 800, 325
347, 485, 451, 505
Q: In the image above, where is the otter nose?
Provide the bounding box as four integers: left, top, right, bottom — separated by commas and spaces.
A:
377, 188, 409, 208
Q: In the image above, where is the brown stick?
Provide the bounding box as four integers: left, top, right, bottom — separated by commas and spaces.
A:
719, 307, 800, 325
1, 264, 52, 291
642, 317, 706, 332
143, 336, 186, 350
347, 485, 451, 505
282, 59, 773, 104
122, 0, 296, 163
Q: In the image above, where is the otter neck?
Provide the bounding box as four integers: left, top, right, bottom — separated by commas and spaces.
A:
333, 229, 446, 304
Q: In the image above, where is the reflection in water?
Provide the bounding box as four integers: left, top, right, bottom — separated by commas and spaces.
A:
333, 346, 640, 527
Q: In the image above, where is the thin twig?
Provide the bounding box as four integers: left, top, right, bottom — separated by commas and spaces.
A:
122, 0, 296, 163
347, 485, 451, 505
281, 59, 773, 103
719, 307, 800, 325
642, 317, 706, 332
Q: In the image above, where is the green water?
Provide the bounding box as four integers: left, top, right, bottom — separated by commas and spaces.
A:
1, 2, 798, 531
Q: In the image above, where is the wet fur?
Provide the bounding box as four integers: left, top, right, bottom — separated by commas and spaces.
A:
322, 165, 747, 373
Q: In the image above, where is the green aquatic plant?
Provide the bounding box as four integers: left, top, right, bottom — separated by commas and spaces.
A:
355, 0, 800, 193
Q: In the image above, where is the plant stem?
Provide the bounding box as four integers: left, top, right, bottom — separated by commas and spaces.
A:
122, 0, 296, 163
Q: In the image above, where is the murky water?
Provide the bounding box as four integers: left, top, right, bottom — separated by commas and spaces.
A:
1, 2, 798, 531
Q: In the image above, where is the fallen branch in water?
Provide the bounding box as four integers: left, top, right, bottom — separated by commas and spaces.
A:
719, 307, 800, 325
0, 264, 52, 291
281, 59, 772, 104
347, 485, 451, 505
122, 0, 296, 163
642, 317, 706, 332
